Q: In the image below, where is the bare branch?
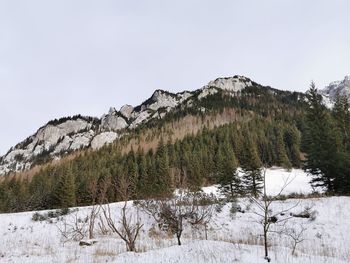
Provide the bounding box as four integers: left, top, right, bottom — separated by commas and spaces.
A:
100, 176, 143, 252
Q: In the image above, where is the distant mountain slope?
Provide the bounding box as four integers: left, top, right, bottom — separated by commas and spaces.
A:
320, 75, 350, 107
0, 75, 303, 176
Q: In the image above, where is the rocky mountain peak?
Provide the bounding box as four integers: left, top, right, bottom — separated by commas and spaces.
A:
100, 108, 128, 132
320, 75, 350, 106
151, 89, 171, 100
207, 75, 253, 92
120, 105, 134, 120
146, 90, 180, 111
108, 107, 117, 115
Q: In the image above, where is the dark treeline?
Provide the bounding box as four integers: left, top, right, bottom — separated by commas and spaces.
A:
0, 118, 301, 213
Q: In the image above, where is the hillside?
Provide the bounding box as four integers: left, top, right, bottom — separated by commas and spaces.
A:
0, 82, 307, 212
0, 75, 305, 176
2, 74, 350, 214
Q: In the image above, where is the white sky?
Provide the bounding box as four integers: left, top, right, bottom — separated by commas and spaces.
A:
1, 0, 350, 155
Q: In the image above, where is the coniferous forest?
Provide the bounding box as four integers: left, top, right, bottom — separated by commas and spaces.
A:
0, 83, 350, 213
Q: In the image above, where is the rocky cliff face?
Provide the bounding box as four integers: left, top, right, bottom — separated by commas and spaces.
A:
0, 75, 254, 175
320, 75, 350, 107
0, 116, 99, 175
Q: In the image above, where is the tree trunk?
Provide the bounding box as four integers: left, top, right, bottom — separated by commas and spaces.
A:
292, 243, 297, 256
176, 232, 182, 246
264, 230, 268, 258
89, 225, 94, 239
127, 241, 135, 252
254, 175, 259, 197
89, 210, 95, 239
263, 170, 270, 262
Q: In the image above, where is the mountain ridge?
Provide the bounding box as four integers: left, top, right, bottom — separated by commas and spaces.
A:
0, 75, 299, 176
320, 75, 350, 107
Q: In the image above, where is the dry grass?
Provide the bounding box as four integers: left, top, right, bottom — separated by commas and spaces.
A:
93, 247, 118, 257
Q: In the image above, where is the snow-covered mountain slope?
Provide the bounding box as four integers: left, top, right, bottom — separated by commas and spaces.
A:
0, 168, 349, 263
0, 75, 255, 176
320, 75, 350, 107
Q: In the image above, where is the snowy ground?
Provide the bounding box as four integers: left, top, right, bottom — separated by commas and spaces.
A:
0, 168, 349, 263
202, 167, 315, 197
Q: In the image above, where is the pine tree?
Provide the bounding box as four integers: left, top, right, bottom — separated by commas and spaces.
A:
283, 126, 301, 167
275, 127, 292, 168
52, 165, 76, 208
303, 82, 342, 192
240, 135, 262, 197
187, 153, 203, 190
333, 95, 350, 150
217, 143, 241, 200
29, 173, 53, 210
155, 139, 172, 195
126, 149, 138, 198
331, 95, 350, 193
137, 149, 148, 197
145, 152, 157, 196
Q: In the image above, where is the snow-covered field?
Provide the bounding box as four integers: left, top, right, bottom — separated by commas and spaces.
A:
202, 167, 315, 197
0, 168, 349, 263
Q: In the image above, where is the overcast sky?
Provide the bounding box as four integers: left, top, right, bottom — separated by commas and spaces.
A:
1, 0, 350, 155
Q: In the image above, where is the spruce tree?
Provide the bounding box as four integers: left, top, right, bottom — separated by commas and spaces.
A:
155, 139, 172, 195
187, 153, 203, 190
52, 165, 76, 208
333, 95, 350, 150
303, 82, 342, 192
217, 143, 241, 200
275, 127, 292, 168
29, 173, 53, 210
240, 135, 262, 197
126, 149, 138, 198
283, 126, 301, 167
137, 149, 148, 197
331, 95, 350, 193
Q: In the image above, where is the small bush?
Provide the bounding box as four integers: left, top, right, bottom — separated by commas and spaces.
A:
47, 211, 56, 218
31, 208, 73, 222
32, 212, 47, 222
230, 203, 244, 215
59, 207, 70, 216
291, 205, 317, 221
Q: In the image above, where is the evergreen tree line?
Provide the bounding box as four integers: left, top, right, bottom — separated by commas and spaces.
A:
0, 118, 301, 213
303, 83, 350, 194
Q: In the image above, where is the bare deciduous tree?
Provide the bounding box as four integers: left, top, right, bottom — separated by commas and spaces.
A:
282, 223, 307, 255
87, 179, 101, 239
56, 209, 88, 244
249, 167, 299, 262
100, 176, 143, 252
137, 189, 217, 246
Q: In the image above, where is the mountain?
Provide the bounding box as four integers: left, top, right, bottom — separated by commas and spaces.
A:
0, 76, 260, 176
1, 74, 350, 216
320, 75, 350, 107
